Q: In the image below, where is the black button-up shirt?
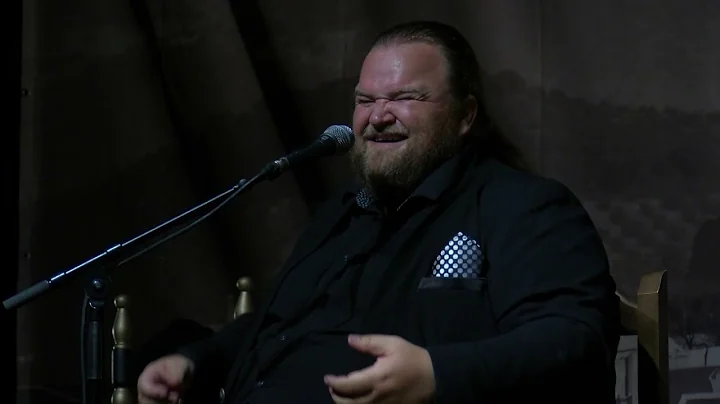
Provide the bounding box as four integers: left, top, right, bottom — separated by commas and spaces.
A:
180, 143, 619, 404
241, 148, 471, 403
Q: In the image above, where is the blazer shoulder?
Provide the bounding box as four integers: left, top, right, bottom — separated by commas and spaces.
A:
478, 160, 582, 214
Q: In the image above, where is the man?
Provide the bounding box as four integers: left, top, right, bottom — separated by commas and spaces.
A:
137, 20, 619, 404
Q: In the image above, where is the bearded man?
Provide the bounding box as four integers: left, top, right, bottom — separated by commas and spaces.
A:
137, 20, 619, 404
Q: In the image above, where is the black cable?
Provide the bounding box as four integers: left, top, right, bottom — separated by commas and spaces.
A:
114, 172, 262, 269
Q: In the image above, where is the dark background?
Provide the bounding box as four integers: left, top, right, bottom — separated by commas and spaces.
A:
3, 0, 21, 403
5, 1, 720, 403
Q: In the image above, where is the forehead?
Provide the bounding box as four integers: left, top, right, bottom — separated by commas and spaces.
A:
356, 42, 449, 94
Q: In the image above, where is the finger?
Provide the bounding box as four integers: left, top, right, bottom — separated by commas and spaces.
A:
324, 366, 378, 397
347, 334, 398, 356
138, 393, 165, 404
138, 375, 169, 399
329, 387, 375, 404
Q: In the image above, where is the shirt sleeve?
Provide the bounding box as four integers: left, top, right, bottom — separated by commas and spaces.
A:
426, 176, 619, 403
176, 313, 256, 390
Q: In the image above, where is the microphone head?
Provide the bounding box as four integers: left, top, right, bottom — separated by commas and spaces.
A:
322, 124, 355, 153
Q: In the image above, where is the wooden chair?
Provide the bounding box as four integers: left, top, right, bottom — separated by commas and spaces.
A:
109, 276, 255, 404
616, 270, 669, 404
232, 276, 254, 320
111, 295, 132, 404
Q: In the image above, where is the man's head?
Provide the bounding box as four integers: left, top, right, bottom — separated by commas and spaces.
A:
350, 21, 484, 205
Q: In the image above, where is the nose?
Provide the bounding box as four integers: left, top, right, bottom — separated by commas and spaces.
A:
368, 100, 396, 130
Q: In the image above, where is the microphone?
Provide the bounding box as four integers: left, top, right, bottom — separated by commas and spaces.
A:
260, 124, 354, 180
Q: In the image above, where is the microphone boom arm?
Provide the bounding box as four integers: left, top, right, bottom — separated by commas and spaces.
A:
3, 177, 251, 311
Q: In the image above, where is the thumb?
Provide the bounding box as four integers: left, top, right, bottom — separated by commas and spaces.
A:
347, 334, 397, 356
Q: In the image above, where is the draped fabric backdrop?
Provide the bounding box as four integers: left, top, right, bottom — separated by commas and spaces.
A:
12, 1, 720, 403
3, 2, 22, 404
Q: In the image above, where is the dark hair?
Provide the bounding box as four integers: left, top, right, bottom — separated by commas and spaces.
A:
371, 21, 532, 172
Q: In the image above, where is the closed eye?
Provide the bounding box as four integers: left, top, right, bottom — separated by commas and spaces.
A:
353, 88, 428, 104
355, 97, 373, 105
392, 90, 429, 102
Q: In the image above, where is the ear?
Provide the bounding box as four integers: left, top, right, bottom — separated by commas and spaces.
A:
458, 95, 478, 136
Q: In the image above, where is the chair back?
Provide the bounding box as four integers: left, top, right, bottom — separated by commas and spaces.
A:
616, 270, 668, 404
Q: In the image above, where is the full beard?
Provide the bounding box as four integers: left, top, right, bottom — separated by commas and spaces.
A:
349, 120, 465, 209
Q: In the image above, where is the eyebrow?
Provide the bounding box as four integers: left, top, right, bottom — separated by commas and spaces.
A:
354, 87, 428, 99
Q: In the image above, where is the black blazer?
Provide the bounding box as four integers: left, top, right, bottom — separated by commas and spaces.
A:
179, 157, 620, 404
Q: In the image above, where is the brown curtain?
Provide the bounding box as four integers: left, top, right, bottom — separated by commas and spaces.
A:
15, 0, 720, 402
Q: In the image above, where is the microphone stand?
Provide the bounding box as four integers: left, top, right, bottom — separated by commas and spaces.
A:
82, 267, 110, 404
3, 173, 262, 404
2, 124, 351, 404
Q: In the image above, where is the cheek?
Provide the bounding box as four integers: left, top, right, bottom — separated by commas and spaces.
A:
352, 106, 369, 135
385, 104, 419, 132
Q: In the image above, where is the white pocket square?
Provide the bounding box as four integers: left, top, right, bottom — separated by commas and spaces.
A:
431, 232, 483, 279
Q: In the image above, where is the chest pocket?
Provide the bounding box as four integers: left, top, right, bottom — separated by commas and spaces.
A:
412, 232, 498, 345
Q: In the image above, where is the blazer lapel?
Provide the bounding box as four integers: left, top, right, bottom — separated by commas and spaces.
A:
271, 195, 356, 295
223, 194, 355, 398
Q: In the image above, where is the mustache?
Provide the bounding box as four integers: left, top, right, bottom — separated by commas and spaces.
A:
362, 127, 409, 138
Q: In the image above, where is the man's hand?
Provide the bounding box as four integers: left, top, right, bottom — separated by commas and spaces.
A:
137, 354, 195, 404
324, 334, 435, 404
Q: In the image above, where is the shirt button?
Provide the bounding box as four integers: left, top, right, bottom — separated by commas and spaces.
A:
343, 255, 349, 262
257, 380, 265, 387
279, 334, 287, 341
